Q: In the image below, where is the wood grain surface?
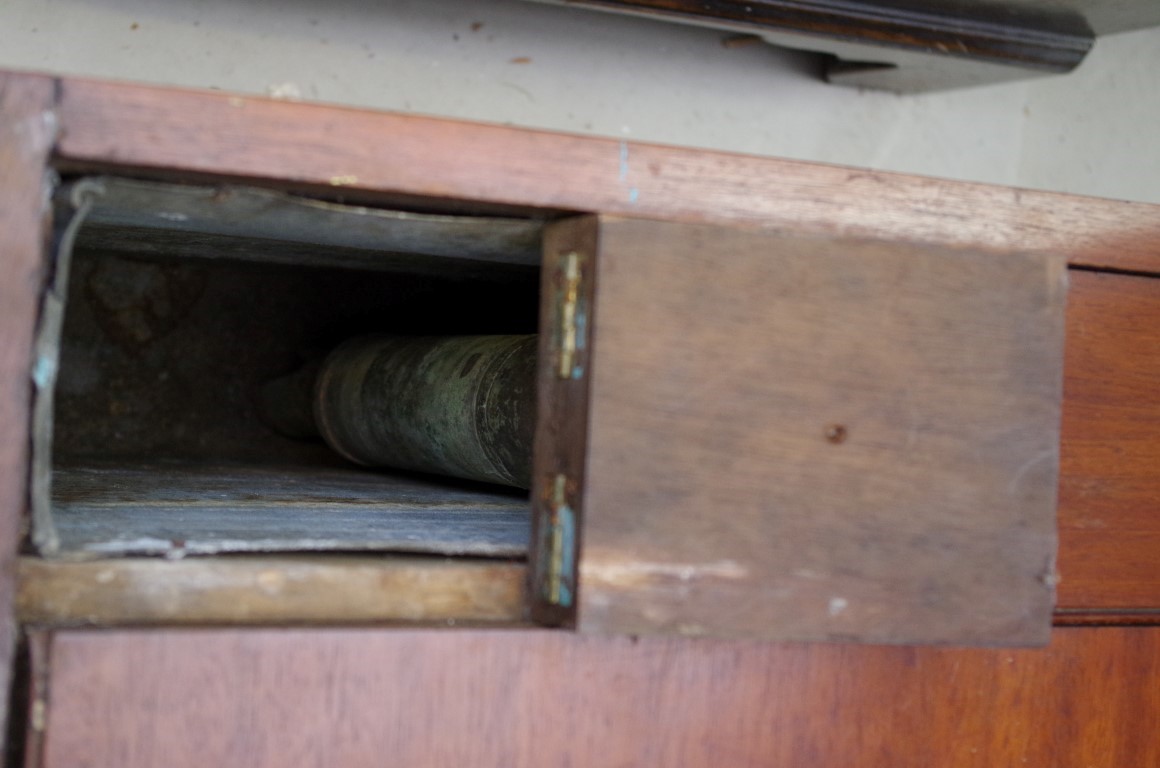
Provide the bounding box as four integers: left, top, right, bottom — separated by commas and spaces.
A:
52, 77, 1160, 274
580, 218, 1065, 644
1057, 270, 1160, 612
37, 626, 1160, 768
0, 72, 57, 746
528, 217, 599, 626
16, 556, 525, 627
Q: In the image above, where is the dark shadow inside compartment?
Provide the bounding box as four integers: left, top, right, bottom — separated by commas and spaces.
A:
45, 179, 541, 560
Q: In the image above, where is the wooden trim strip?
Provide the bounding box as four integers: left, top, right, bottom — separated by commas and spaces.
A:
16, 557, 527, 627
528, 218, 599, 626
53, 76, 1160, 274
15, 556, 1160, 628
0, 71, 58, 748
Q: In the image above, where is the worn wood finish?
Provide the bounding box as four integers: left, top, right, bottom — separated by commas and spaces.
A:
53, 77, 1160, 275
1057, 270, 1160, 612
16, 556, 526, 627
0, 72, 57, 747
528, 218, 599, 625
71, 176, 542, 274
50, 463, 530, 558
580, 218, 1065, 644
37, 626, 1160, 767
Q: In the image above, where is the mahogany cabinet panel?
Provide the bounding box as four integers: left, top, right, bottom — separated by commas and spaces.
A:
567, 217, 1065, 644
1058, 269, 1160, 612
36, 626, 1160, 768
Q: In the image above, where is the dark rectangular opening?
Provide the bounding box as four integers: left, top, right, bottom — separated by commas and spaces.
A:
36, 178, 544, 562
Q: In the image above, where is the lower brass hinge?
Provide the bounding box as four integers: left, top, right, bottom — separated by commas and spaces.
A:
541, 473, 576, 608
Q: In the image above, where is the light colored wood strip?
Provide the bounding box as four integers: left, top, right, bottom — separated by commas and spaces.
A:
54, 76, 1160, 274
17, 556, 527, 626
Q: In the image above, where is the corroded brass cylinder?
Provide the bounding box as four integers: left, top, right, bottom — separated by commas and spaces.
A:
314, 335, 537, 488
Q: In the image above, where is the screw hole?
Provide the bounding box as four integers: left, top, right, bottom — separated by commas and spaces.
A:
825, 424, 848, 444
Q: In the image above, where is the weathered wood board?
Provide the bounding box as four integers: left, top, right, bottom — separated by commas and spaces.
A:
67, 176, 542, 277
577, 217, 1066, 645
17, 556, 526, 627
50, 463, 530, 558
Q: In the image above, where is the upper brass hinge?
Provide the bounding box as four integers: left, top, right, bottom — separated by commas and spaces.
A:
556, 250, 588, 380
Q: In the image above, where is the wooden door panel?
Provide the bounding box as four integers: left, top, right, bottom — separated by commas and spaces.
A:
574, 217, 1066, 644
1058, 269, 1160, 613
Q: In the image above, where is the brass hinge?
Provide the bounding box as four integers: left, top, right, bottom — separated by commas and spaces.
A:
542, 473, 576, 607
556, 250, 587, 380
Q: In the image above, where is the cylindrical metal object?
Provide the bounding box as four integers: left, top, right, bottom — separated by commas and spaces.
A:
314, 334, 537, 488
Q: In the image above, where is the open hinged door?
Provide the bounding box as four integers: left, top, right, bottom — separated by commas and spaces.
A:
530, 215, 1066, 646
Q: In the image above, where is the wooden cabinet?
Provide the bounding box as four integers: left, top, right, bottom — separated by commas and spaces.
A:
3, 71, 1160, 766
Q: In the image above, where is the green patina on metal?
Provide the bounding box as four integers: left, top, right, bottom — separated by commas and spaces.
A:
313, 335, 537, 489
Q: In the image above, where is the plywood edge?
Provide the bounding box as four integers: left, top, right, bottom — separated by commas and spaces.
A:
16, 556, 527, 627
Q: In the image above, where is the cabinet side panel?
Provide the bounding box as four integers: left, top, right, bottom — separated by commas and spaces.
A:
39, 627, 1160, 768
580, 218, 1065, 645
0, 72, 57, 746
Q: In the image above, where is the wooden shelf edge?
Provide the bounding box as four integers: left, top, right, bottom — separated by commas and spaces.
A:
19, 555, 1159, 630
16, 556, 528, 628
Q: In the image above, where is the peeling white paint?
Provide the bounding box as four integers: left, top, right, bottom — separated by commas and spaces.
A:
828, 596, 848, 616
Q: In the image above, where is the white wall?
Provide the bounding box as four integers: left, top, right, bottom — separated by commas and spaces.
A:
2, 0, 1157, 203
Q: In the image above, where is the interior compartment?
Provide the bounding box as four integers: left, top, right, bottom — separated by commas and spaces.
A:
36, 178, 544, 560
